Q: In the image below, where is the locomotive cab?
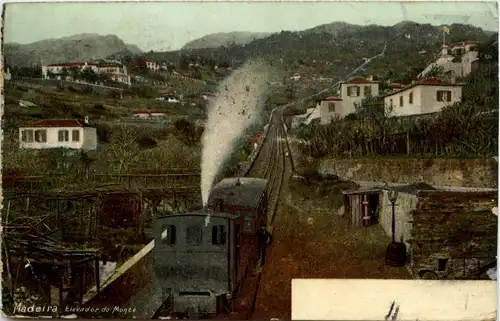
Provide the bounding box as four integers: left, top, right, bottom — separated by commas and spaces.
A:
152, 177, 269, 317
153, 212, 235, 316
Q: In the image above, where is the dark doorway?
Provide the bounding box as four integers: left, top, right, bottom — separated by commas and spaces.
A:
438, 259, 449, 272
368, 193, 380, 224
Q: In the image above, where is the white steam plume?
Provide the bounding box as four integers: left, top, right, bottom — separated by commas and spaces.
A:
201, 59, 271, 207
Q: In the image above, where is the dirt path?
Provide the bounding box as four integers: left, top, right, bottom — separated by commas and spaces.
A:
253, 177, 411, 319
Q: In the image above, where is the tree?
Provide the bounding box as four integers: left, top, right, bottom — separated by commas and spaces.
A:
107, 125, 146, 173
80, 68, 99, 84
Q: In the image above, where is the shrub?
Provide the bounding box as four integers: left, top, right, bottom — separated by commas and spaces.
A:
137, 136, 158, 149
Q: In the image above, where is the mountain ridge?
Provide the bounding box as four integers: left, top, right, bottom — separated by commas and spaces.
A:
4, 33, 144, 67
181, 31, 273, 50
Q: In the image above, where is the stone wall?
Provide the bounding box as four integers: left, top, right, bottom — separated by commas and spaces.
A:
319, 157, 498, 188
378, 190, 418, 247
408, 191, 498, 279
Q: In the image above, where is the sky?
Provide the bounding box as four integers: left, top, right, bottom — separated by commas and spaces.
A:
3, 1, 499, 52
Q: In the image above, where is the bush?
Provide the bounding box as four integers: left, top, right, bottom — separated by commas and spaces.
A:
95, 123, 111, 143
173, 119, 201, 145
137, 136, 158, 149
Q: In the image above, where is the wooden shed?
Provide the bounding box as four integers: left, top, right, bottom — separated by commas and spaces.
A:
342, 189, 383, 227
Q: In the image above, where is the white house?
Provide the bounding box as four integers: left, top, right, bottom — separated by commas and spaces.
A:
19, 118, 97, 151
95, 63, 131, 85
144, 59, 160, 72
319, 77, 380, 124
319, 97, 344, 125
419, 41, 480, 81
133, 111, 152, 119
150, 112, 168, 118
42, 61, 131, 86
383, 77, 464, 117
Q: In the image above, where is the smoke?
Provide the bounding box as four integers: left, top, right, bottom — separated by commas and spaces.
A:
201, 59, 272, 207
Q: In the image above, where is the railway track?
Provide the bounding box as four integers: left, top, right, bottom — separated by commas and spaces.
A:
239, 109, 290, 319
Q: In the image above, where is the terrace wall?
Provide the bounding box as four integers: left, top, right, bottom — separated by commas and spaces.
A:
319, 158, 498, 188
408, 190, 498, 279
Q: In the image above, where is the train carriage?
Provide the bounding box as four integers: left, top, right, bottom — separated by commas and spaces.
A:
207, 177, 269, 234
152, 177, 269, 317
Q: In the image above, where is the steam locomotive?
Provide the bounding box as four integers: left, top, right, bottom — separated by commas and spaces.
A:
152, 177, 269, 316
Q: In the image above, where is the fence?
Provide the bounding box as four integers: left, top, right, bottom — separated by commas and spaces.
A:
2, 172, 201, 193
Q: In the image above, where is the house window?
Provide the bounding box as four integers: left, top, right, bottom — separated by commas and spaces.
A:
389, 99, 393, 107
409, 92, 414, 104
21, 130, 34, 142
363, 86, 372, 97
161, 225, 176, 245
244, 212, 252, 232
34, 130, 47, 143
436, 90, 452, 102
399, 96, 404, 107
347, 86, 360, 97
328, 102, 336, 112
186, 225, 202, 245
72, 130, 80, 142
211, 225, 227, 245
58, 130, 69, 142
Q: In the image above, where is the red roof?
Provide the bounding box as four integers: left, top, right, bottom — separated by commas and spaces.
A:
389, 83, 405, 88
135, 111, 150, 114
21, 119, 87, 128
414, 77, 454, 86
450, 41, 480, 48
97, 64, 121, 68
46, 62, 91, 67
254, 134, 263, 143
344, 77, 377, 84
384, 77, 463, 97
324, 96, 343, 101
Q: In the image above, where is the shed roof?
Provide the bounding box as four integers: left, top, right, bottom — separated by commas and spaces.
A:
342, 188, 383, 195
208, 177, 268, 209
343, 183, 437, 196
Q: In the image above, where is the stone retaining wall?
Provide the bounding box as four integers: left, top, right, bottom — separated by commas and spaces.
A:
408, 190, 498, 279
319, 157, 498, 188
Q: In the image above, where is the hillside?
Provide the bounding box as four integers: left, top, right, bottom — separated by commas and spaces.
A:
182, 31, 273, 50
4, 33, 143, 67
151, 21, 492, 86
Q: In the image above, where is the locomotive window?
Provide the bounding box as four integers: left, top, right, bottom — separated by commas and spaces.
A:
212, 225, 227, 245
161, 225, 176, 245
244, 213, 252, 232
186, 225, 202, 245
